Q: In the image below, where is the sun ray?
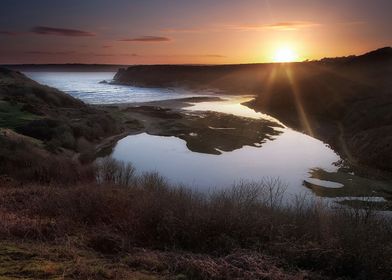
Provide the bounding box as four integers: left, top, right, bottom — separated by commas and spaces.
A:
284, 65, 314, 136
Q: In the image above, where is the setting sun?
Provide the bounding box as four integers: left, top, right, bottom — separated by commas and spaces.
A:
273, 46, 298, 63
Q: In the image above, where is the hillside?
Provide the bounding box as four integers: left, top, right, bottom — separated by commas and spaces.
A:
0, 68, 138, 183
248, 47, 392, 173
113, 47, 392, 173
0, 67, 84, 108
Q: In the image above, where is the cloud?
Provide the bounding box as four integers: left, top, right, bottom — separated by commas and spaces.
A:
143, 54, 226, 58
91, 53, 138, 57
25, 50, 77, 55
337, 21, 366, 26
162, 21, 319, 34
24, 50, 139, 57
264, 21, 319, 30
119, 36, 171, 42
31, 26, 96, 37
233, 21, 320, 31
161, 28, 205, 33
161, 26, 224, 34
192, 54, 226, 58
0, 31, 20, 36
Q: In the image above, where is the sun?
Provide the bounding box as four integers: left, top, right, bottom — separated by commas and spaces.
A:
273, 46, 298, 63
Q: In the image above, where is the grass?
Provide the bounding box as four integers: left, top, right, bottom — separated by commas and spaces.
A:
0, 158, 391, 279
0, 100, 40, 129
0, 243, 64, 279
0, 241, 163, 280
0, 240, 306, 279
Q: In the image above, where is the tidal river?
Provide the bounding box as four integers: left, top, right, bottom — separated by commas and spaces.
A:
27, 71, 355, 200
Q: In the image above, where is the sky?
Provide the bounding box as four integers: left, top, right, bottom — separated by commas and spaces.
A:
0, 0, 391, 64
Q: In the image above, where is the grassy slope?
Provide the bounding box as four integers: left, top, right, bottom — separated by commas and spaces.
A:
0, 101, 40, 129
0, 67, 133, 149
0, 68, 143, 183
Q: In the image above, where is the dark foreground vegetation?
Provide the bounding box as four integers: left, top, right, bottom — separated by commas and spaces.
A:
0, 158, 392, 279
114, 47, 392, 174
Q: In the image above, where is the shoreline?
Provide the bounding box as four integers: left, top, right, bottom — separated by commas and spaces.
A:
93, 95, 285, 157
91, 94, 392, 208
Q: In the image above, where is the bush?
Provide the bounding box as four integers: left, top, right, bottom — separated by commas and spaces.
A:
0, 158, 391, 279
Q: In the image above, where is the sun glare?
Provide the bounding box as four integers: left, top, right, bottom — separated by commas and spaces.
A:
273, 46, 298, 63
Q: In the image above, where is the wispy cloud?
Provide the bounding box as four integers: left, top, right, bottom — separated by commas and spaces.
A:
25, 50, 77, 55
336, 21, 366, 26
0, 31, 20, 36
144, 54, 226, 58
92, 53, 139, 57
192, 54, 226, 58
264, 21, 319, 30
232, 21, 320, 31
162, 21, 319, 34
24, 50, 140, 57
161, 28, 206, 33
31, 26, 96, 37
119, 36, 171, 42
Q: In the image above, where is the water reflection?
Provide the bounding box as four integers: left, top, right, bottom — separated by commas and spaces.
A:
185, 96, 285, 125
160, 111, 284, 154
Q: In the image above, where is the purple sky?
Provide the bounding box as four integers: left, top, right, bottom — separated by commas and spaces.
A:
1, 0, 391, 64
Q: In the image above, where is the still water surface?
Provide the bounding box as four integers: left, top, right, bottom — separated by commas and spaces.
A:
112, 130, 340, 195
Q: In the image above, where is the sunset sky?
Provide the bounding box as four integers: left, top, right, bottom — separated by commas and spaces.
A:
1, 0, 391, 64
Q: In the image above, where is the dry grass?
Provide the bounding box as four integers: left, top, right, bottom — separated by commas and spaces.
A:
0, 158, 391, 279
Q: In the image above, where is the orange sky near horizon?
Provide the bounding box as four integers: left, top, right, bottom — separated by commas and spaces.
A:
0, 0, 391, 64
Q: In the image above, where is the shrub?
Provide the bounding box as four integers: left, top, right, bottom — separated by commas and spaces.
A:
0, 159, 391, 279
